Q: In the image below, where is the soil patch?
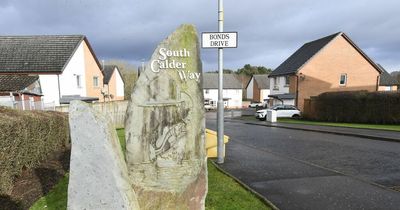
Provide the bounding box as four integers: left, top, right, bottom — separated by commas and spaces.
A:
0, 148, 70, 210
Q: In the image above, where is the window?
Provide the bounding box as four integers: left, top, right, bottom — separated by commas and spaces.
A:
273, 77, 279, 90
285, 76, 290, 86
339, 74, 347, 86
93, 76, 99, 87
76, 75, 81, 88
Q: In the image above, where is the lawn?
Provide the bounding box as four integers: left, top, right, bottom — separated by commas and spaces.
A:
278, 118, 400, 132
30, 129, 271, 210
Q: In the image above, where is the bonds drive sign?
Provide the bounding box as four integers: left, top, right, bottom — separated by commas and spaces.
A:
201, 32, 238, 48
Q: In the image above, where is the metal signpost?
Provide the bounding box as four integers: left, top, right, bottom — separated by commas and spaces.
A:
201, 0, 237, 164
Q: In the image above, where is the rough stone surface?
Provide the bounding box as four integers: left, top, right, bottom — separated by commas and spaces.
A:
125, 24, 207, 210
68, 100, 139, 210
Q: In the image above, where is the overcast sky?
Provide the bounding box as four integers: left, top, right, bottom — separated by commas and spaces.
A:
1, 0, 399, 72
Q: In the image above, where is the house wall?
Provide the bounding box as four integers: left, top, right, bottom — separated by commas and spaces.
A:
296, 35, 380, 111
107, 68, 124, 101
246, 77, 254, 100
59, 41, 87, 99
203, 89, 242, 108
269, 76, 290, 95
39, 74, 60, 105
253, 80, 261, 102
269, 76, 291, 106
83, 41, 104, 102
378, 85, 398, 91
260, 89, 271, 102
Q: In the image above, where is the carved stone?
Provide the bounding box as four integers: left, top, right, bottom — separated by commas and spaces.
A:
125, 24, 207, 210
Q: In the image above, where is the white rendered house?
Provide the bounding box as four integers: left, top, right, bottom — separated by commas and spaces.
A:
203, 73, 242, 109
0, 35, 104, 107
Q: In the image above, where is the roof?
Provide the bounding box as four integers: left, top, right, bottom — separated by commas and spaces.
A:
269, 32, 382, 77
268, 93, 296, 100
0, 75, 39, 92
102, 65, 117, 84
59, 95, 99, 104
0, 35, 100, 74
377, 64, 400, 86
252, 74, 270, 89
203, 73, 242, 89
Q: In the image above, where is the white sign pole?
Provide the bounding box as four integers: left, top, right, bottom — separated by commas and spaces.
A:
217, 0, 224, 164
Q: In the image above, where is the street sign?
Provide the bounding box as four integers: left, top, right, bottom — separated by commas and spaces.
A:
201, 32, 237, 48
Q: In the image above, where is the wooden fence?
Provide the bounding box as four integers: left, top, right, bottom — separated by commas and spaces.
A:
56, 100, 128, 128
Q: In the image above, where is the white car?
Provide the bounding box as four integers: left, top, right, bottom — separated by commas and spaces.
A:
248, 102, 265, 108
255, 105, 301, 120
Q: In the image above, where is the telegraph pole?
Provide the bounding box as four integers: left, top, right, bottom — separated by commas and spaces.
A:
217, 0, 224, 164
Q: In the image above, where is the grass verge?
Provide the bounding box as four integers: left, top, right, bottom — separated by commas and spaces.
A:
29, 174, 69, 210
278, 118, 400, 132
30, 129, 271, 210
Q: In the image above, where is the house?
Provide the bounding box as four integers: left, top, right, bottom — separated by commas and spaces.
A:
0, 75, 43, 110
0, 35, 104, 107
377, 65, 399, 91
101, 65, 125, 101
203, 73, 242, 109
269, 32, 383, 111
246, 74, 270, 103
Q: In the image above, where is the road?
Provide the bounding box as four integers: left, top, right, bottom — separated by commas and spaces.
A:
206, 117, 400, 210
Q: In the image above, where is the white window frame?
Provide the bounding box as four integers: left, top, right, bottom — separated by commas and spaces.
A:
93, 76, 99, 87
285, 75, 290, 86
339, 74, 347, 86
76, 75, 82, 88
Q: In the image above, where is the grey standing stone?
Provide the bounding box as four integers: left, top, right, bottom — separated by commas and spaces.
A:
125, 24, 207, 210
68, 100, 139, 210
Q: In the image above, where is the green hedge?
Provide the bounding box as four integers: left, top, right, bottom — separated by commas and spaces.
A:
0, 107, 69, 194
312, 91, 400, 124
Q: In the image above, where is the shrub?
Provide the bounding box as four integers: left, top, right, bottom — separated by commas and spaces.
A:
311, 91, 400, 124
0, 107, 69, 194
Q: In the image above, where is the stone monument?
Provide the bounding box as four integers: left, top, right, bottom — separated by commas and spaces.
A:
68, 101, 139, 210
125, 24, 207, 209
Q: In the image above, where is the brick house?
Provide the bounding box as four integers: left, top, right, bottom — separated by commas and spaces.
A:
377, 65, 399, 91
246, 74, 270, 103
0, 35, 104, 107
269, 32, 383, 111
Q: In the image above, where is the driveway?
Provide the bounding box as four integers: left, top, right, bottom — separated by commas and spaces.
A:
206, 118, 400, 210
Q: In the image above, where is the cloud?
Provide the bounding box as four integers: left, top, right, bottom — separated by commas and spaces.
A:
0, 0, 399, 72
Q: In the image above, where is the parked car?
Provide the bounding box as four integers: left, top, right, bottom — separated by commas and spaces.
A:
255, 105, 301, 120
248, 102, 265, 108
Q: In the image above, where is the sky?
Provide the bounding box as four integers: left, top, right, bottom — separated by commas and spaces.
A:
1, 0, 399, 72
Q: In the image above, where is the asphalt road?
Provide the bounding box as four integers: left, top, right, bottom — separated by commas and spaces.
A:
206, 117, 400, 210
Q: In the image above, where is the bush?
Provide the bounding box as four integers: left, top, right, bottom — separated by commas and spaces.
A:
311, 91, 400, 124
0, 107, 69, 194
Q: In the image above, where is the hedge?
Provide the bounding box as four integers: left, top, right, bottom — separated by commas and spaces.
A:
312, 91, 400, 124
0, 107, 69, 194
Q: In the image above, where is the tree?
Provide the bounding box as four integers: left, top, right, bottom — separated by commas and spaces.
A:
105, 60, 137, 100
391, 71, 400, 83
236, 64, 272, 76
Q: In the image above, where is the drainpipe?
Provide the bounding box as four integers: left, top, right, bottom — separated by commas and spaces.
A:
295, 74, 299, 107
57, 74, 61, 106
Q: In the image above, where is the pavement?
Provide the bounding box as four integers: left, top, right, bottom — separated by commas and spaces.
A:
243, 120, 400, 142
206, 118, 400, 210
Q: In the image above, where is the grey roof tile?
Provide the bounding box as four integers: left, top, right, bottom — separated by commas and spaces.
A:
0, 35, 85, 73
377, 64, 400, 86
269, 32, 340, 77
253, 74, 270, 89
0, 75, 39, 92
102, 65, 116, 84
203, 73, 242, 89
